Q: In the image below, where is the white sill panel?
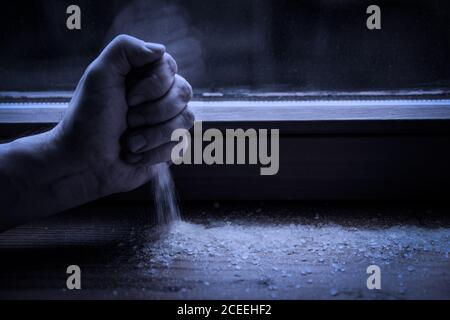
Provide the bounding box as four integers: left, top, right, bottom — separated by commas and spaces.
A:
1, 99, 450, 123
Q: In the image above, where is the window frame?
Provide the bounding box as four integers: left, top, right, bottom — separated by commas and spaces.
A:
1, 92, 450, 201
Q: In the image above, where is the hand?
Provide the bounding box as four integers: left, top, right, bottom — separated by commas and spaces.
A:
1, 35, 194, 229
53, 35, 194, 197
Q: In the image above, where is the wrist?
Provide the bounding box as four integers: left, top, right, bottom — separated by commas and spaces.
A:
41, 126, 105, 206
1, 127, 101, 223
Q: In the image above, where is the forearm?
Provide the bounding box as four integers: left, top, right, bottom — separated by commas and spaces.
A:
0, 128, 100, 231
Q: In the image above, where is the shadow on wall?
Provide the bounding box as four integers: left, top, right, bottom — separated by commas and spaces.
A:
104, 0, 206, 86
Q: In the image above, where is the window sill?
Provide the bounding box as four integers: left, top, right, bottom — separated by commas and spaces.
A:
1, 94, 450, 200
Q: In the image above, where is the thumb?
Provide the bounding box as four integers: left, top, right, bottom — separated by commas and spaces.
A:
97, 35, 166, 77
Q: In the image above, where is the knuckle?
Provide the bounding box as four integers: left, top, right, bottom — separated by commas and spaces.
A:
177, 79, 193, 102
181, 108, 195, 126
108, 35, 135, 67
164, 53, 178, 75
113, 34, 133, 47
131, 75, 165, 104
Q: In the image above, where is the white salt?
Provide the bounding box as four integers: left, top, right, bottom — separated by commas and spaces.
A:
151, 163, 180, 226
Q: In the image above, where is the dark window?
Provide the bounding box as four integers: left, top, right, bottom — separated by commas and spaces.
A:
0, 0, 449, 93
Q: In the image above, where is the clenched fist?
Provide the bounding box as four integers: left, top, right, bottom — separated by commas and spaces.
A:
58, 34, 194, 194
0, 35, 194, 230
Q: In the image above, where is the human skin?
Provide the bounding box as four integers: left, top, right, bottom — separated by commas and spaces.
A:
0, 35, 194, 231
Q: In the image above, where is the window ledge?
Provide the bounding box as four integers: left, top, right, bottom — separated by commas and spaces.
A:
1, 99, 450, 123
1, 96, 450, 200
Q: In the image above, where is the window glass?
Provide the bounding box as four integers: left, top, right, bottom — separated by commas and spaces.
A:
0, 0, 449, 94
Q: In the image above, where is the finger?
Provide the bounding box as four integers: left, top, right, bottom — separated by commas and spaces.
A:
127, 74, 192, 128
124, 107, 195, 153
123, 141, 179, 166
97, 34, 165, 77
127, 53, 178, 106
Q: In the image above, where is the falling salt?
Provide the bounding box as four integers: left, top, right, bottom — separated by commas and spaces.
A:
151, 163, 181, 225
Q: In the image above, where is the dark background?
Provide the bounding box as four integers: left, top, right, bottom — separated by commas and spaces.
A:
0, 0, 449, 91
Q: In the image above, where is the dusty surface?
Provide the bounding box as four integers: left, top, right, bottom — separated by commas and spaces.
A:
0, 202, 448, 299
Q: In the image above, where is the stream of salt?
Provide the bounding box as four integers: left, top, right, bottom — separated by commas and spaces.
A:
152, 163, 181, 225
